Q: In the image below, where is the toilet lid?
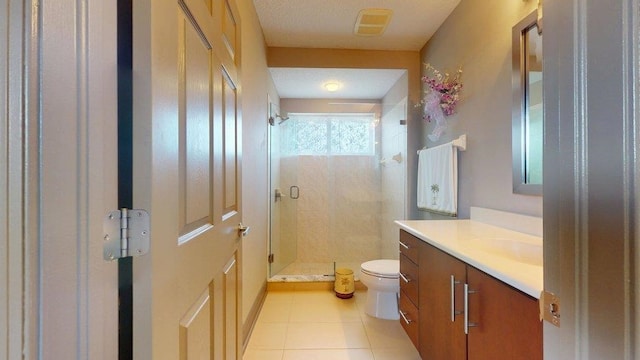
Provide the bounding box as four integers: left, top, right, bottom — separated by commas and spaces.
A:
361, 259, 399, 278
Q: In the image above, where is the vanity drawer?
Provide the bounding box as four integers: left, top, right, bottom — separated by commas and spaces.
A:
399, 292, 420, 350
399, 230, 420, 264
399, 254, 419, 307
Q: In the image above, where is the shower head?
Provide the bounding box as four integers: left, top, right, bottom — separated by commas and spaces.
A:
276, 114, 289, 124
268, 113, 290, 126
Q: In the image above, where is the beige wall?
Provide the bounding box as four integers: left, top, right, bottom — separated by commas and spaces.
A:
237, 0, 275, 335
268, 47, 420, 104
420, 0, 541, 218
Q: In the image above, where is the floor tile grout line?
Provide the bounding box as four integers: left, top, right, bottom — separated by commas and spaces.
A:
246, 290, 418, 358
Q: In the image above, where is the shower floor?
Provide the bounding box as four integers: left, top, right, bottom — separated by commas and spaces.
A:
269, 261, 363, 282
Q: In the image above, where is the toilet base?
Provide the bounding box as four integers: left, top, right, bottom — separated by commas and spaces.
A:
364, 289, 399, 320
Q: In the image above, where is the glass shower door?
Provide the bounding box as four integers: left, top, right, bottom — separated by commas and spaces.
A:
269, 104, 298, 277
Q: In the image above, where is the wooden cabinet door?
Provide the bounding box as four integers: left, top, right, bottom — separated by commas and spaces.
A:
466, 266, 542, 360
419, 242, 466, 360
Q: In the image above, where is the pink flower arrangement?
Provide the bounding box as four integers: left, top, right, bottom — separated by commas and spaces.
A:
419, 63, 463, 119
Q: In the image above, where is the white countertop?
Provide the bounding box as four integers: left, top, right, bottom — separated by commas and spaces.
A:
395, 220, 543, 299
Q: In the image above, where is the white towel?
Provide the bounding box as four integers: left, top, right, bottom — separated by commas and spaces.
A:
417, 143, 458, 216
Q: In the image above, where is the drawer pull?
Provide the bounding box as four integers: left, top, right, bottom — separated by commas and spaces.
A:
399, 240, 410, 250
464, 283, 479, 334
399, 309, 413, 324
450, 275, 462, 322
399, 272, 411, 283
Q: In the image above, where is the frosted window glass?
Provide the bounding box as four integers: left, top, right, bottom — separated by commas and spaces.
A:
282, 113, 375, 155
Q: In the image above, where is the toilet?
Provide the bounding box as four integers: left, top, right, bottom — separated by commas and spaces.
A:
359, 259, 400, 320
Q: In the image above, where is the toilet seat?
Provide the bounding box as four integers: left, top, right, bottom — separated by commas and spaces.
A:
360, 259, 399, 279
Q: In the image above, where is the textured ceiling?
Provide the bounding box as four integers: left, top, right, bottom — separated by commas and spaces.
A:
253, 0, 461, 51
255, 0, 460, 99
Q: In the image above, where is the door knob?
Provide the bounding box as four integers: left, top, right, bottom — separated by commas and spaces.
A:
238, 223, 250, 237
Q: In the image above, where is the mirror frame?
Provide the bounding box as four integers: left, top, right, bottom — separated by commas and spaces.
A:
512, 10, 542, 196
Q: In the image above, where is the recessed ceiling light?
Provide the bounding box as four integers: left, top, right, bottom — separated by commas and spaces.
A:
324, 82, 340, 92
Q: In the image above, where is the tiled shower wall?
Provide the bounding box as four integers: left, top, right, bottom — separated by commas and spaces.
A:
281, 155, 382, 266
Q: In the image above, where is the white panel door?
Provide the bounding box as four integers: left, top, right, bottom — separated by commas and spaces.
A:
132, 0, 243, 358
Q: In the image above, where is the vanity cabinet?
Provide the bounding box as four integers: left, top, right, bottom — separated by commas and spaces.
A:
398, 231, 420, 349
399, 230, 542, 360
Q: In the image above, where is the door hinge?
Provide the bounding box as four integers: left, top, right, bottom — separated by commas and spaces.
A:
103, 208, 150, 261
268, 254, 274, 263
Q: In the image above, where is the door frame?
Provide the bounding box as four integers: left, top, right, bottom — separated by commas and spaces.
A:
1, 0, 36, 357
543, 0, 640, 358
4, 0, 120, 358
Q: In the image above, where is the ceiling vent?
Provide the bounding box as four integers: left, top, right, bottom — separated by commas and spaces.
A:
354, 8, 393, 36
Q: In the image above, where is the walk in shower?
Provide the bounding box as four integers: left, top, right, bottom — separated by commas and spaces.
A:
268, 69, 409, 282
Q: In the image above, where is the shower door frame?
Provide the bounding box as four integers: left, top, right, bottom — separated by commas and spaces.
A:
268, 100, 298, 278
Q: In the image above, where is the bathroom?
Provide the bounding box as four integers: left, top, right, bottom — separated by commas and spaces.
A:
262, 1, 542, 286
246, 0, 548, 358
15, 0, 633, 357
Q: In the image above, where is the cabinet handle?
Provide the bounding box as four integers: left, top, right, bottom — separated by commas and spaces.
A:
450, 275, 462, 322
399, 272, 411, 283
464, 284, 479, 334
399, 309, 413, 324
399, 240, 410, 250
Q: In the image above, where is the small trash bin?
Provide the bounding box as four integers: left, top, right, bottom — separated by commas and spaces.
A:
334, 268, 355, 299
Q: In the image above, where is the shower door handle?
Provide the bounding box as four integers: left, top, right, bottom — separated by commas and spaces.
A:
289, 186, 299, 199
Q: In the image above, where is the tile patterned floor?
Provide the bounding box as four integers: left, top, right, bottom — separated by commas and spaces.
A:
243, 290, 421, 360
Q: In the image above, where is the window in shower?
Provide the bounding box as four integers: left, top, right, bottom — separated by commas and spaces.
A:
282, 113, 376, 156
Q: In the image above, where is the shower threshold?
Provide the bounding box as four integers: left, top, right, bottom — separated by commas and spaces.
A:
268, 261, 362, 283
268, 274, 337, 283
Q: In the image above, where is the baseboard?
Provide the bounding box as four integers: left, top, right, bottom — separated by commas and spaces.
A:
242, 281, 267, 352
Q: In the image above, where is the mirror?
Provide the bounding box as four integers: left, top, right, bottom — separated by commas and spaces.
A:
512, 11, 543, 195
